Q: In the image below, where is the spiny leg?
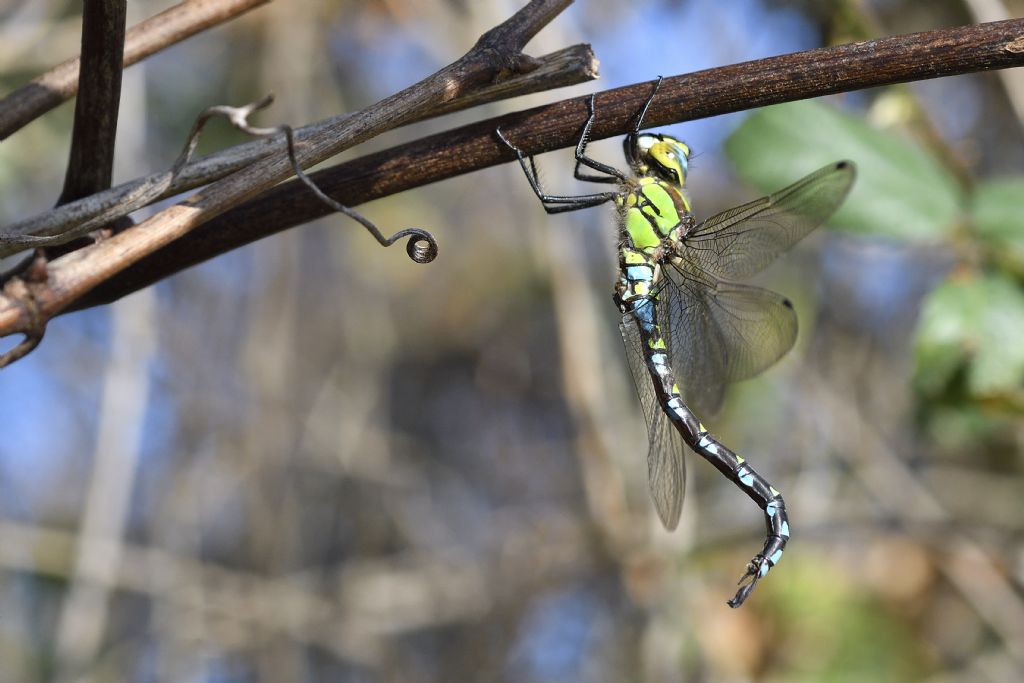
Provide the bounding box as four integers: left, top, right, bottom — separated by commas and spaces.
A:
495, 128, 618, 213
572, 74, 667, 184
494, 127, 545, 195
631, 75, 663, 134
497, 76, 667, 202
573, 95, 627, 184
690, 428, 789, 608
500, 77, 667, 190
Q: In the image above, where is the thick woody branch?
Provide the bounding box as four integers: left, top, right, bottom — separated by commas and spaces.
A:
0, 0, 269, 140
71, 18, 1024, 310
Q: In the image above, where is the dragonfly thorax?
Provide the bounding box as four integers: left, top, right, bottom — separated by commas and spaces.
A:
617, 177, 692, 257
625, 133, 691, 186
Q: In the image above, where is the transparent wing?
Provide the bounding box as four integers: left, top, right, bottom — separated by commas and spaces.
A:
658, 263, 798, 417
619, 306, 686, 530
684, 161, 855, 280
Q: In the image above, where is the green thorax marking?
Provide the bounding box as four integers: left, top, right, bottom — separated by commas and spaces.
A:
618, 177, 690, 252
622, 249, 649, 265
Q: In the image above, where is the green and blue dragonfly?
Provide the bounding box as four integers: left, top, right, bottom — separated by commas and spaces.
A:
497, 79, 855, 607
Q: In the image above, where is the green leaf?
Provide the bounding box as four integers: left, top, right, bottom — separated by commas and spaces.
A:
725, 100, 964, 241
972, 178, 1024, 277
762, 555, 930, 683
913, 273, 1024, 398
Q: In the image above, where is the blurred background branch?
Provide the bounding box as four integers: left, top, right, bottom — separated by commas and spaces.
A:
0, 0, 270, 140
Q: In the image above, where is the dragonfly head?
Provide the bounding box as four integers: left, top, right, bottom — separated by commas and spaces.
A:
626, 133, 690, 186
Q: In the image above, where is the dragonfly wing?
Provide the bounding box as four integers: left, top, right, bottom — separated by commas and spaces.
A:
685, 161, 855, 280
658, 263, 798, 416
620, 309, 686, 530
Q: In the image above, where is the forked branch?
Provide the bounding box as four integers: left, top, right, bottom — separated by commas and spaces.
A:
0, 0, 577, 365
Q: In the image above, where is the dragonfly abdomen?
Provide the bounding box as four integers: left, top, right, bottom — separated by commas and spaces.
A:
628, 282, 791, 608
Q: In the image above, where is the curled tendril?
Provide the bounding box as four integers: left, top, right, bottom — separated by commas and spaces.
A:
48, 95, 438, 265
404, 231, 439, 264
373, 227, 439, 264
215, 102, 438, 264
277, 127, 438, 264
312, 192, 437, 264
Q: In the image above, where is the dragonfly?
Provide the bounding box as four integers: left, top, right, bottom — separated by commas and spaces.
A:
496, 78, 855, 607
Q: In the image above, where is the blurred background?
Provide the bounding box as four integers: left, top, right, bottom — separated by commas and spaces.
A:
1, 0, 1024, 681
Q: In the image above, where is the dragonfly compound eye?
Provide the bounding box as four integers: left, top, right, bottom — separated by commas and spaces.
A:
649, 139, 690, 186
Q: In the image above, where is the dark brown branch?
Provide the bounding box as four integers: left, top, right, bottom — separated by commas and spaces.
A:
0, 0, 269, 140
58, 0, 126, 203
71, 18, 1024, 310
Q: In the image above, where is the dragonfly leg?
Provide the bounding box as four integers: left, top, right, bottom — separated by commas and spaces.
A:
631, 75, 664, 134
690, 428, 790, 608
573, 95, 628, 184
575, 75, 667, 184
496, 127, 618, 213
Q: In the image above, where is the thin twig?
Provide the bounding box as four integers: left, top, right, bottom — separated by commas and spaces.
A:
0, 92, 277, 256
71, 18, 1024, 311
0, 43, 598, 254
0, 0, 270, 140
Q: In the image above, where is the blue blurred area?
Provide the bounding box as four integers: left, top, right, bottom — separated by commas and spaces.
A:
0, 309, 107, 518
587, 0, 819, 162
506, 585, 614, 682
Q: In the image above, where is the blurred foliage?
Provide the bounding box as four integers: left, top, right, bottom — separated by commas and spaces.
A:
761, 554, 930, 683
914, 273, 1024, 401
724, 88, 1024, 680
726, 96, 1024, 426
974, 177, 1024, 278
726, 100, 964, 241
